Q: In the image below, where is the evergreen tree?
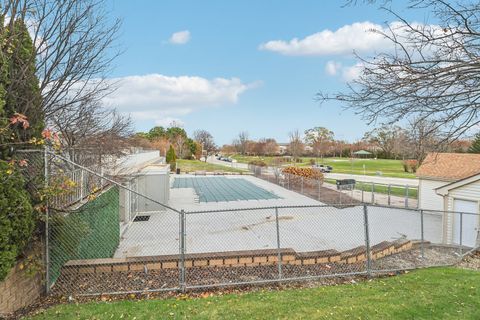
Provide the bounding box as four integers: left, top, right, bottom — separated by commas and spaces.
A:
4, 19, 44, 146
0, 16, 10, 157
0, 19, 37, 280
469, 133, 480, 153
147, 126, 166, 140
166, 145, 177, 171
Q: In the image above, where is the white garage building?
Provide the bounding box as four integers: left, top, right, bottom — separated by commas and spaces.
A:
417, 153, 480, 247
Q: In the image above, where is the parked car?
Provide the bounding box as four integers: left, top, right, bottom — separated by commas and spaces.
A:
312, 164, 333, 173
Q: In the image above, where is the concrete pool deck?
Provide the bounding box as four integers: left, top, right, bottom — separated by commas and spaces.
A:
114, 175, 443, 258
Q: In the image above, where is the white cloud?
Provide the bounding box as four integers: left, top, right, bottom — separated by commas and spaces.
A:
325, 61, 343, 76
259, 21, 393, 56
324, 61, 363, 82
169, 30, 191, 44
103, 74, 254, 124
260, 21, 447, 58
341, 63, 363, 82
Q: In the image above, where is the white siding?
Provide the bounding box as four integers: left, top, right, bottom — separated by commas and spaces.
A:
443, 179, 480, 244
448, 180, 480, 203
419, 178, 449, 211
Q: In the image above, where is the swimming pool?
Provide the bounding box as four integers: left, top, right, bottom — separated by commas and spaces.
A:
172, 176, 281, 202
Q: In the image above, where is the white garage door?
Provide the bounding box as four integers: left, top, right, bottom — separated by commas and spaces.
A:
453, 199, 479, 247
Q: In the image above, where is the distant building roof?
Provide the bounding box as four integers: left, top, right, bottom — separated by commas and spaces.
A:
353, 150, 372, 155
416, 153, 480, 181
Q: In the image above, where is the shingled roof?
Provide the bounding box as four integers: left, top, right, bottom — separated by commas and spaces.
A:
416, 153, 480, 181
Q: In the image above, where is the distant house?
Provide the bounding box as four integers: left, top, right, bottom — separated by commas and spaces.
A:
417, 153, 480, 247
304, 145, 313, 153
278, 143, 289, 155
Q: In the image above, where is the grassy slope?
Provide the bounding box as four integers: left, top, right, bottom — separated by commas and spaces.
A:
29, 267, 480, 319
231, 155, 416, 179
176, 159, 247, 173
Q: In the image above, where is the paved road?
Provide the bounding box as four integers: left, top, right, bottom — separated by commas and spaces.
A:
325, 172, 419, 186
206, 156, 249, 169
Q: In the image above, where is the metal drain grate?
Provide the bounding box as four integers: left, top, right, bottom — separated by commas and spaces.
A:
133, 215, 150, 222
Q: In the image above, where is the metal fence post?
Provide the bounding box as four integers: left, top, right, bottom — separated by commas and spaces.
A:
179, 210, 186, 292
420, 209, 425, 259
80, 169, 85, 199
459, 212, 463, 256
44, 147, 50, 293
405, 185, 409, 208
301, 176, 304, 194
275, 207, 283, 279
318, 180, 321, 201
371, 182, 374, 204
363, 204, 372, 277
387, 184, 391, 206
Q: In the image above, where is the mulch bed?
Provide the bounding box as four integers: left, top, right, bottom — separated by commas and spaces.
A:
457, 251, 480, 271
371, 246, 462, 271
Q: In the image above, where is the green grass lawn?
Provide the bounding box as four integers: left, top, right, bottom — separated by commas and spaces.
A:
231, 155, 416, 179
324, 178, 418, 199
29, 267, 480, 319
176, 159, 247, 174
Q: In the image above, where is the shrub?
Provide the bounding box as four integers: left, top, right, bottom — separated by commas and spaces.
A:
248, 160, 267, 167
282, 166, 324, 180
402, 159, 419, 173
0, 160, 35, 281
282, 166, 324, 189
309, 159, 316, 165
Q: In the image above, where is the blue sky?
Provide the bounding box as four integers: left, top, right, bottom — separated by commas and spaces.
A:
105, 0, 425, 145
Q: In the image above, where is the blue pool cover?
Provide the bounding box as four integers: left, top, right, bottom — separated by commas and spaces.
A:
172, 177, 281, 202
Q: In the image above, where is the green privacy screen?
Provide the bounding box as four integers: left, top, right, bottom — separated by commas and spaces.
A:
49, 186, 120, 285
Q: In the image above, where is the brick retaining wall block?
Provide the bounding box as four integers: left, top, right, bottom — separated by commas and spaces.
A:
60, 240, 417, 278
0, 246, 44, 316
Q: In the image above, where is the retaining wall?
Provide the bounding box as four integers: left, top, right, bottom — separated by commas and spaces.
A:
62, 239, 413, 274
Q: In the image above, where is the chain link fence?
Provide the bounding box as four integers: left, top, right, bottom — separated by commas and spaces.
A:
248, 164, 418, 208
13, 149, 479, 297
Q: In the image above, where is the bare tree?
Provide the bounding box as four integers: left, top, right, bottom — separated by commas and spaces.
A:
288, 129, 304, 161
406, 118, 443, 163
171, 134, 188, 159
304, 127, 334, 161
51, 102, 133, 166
264, 138, 278, 155
319, 1, 480, 143
364, 125, 404, 159
237, 131, 249, 155
1, 0, 121, 118
194, 130, 216, 162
